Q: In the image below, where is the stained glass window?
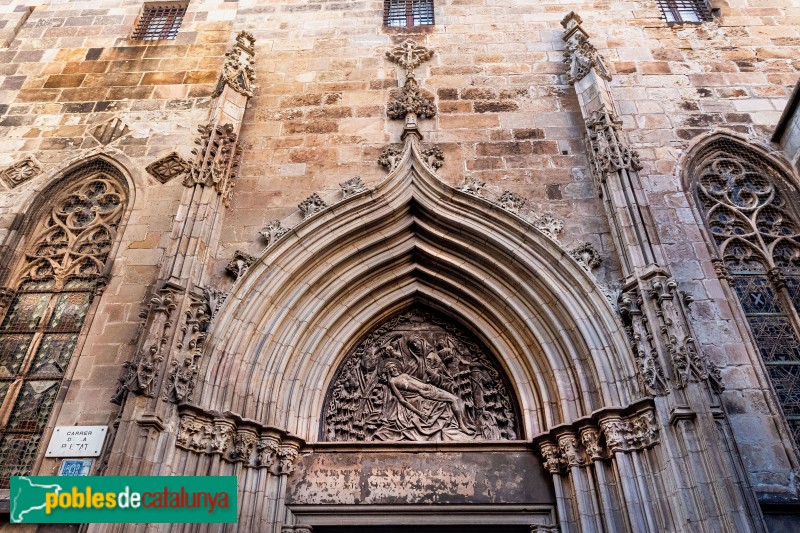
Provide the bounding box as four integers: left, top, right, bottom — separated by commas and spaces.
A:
0, 162, 126, 488
695, 139, 800, 451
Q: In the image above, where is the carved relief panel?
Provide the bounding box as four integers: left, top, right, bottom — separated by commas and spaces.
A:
322, 307, 520, 442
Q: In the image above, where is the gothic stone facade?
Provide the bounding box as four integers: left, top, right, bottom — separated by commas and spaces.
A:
0, 0, 799, 531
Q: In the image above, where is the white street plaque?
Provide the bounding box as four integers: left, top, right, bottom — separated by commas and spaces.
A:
45, 426, 107, 457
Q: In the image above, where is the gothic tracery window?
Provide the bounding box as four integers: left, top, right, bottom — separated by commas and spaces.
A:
695, 139, 800, 449
0, 162, 127, 487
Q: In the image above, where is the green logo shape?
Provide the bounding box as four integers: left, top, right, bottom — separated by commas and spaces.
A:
10, 476, 237, 523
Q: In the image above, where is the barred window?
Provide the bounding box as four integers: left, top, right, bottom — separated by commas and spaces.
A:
656, 0, 713, 24
384, 0, 434, 27
694, 139, 800, 450
131, 2, 187, 41
0, 161, 127, 487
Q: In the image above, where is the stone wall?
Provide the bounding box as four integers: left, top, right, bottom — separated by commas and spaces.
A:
0, 0, 798, 517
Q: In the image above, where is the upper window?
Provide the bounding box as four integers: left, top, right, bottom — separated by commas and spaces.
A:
693, 138, 800, 450
656, 0, 712, 24
131, 2, 187, 41
384, 0, 434, 27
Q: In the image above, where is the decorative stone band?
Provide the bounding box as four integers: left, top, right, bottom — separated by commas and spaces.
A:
533, 399, 659, 475
176, 404, 305, 475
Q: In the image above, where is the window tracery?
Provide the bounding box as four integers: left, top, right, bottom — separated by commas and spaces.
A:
0, 162, 126, 486
695, 140, 800, 447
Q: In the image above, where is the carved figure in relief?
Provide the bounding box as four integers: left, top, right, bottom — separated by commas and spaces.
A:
323, 308, 518, 442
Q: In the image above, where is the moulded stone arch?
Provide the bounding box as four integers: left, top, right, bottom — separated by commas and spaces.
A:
196, 134, 638, 441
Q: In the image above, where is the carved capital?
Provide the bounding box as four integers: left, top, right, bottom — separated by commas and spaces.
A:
538, 440, 564, 476
579, 427, 604, 462
557, 433, 585, 468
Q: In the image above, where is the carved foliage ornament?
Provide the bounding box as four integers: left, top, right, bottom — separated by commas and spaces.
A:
214, 31, 256, 98
385, 39, 434, 75
387, 76, 437, 120
340, 176, 367, 198
0, 157, 41, 188
457, 177, 485, 196
146, 152, 190, 184
498, 191, 526, 214
563, 34, 611, 84
226, 250, 256, 281
378, 145, 403, 172
184, 123, 241, 207
176, 405, 302, 474
530, 213, 564, 241
323, 307, 520, 442
298, 193, 327, 219
260, 220, 290, 247
420, 146, 444, 171
585, 105, 643, 180
570, 242, 602, 271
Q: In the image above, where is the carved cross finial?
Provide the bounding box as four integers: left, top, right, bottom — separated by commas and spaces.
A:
385, 39, 434, 76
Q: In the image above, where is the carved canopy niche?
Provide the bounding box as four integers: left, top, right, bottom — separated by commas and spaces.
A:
322, 307, 521, 442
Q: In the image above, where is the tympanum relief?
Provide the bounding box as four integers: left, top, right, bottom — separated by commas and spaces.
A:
323, 308, 519, 442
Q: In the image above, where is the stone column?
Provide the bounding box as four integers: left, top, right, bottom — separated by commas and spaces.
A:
562, 12, 766, 532
103, 32, 257, 479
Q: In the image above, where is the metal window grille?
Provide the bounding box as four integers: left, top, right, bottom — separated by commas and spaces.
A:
131, 3, 187, 41
656, 0, 712, 24
384, 0, 434, 28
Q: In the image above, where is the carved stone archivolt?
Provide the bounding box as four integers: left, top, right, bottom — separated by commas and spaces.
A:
176, 404, 303, 474
0, 156, 41, 188
213, 31, 256, 98
534, 400, 660, 474
323, 307, 520, 442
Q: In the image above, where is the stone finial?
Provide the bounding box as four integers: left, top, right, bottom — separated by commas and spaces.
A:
387, 76, 437, 120
214, 30, 256, 97
339, 176, 367, 198
385, 39, 434, 75
0, 157, 41, 188
146, 152, 191, 184
298, 193, 327, 219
